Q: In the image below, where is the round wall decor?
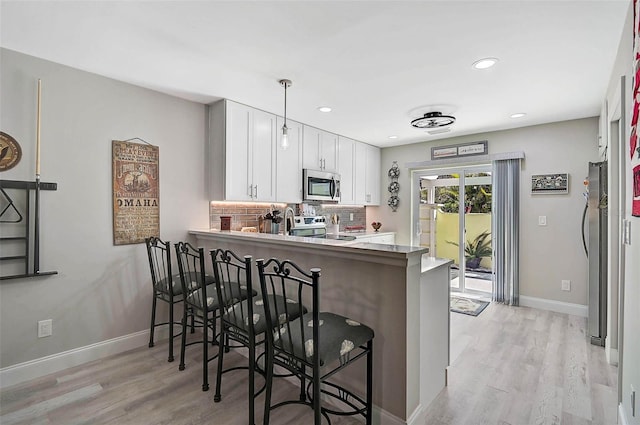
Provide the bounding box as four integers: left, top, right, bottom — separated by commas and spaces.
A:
0, 132, 22, 172
388, 161, 400, 212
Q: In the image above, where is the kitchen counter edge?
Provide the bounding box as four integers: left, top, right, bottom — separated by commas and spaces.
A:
189, 229, 428, 260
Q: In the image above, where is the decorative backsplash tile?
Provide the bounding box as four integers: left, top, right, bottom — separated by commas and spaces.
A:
209, 202, 366, 232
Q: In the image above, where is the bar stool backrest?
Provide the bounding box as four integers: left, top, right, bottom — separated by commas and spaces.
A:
145, 236, 175, 300
257, 258, 321, 368
210, 249, 253, 336
174, 242, 209, 314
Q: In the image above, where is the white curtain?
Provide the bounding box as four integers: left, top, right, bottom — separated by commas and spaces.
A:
492, 159, 520, 305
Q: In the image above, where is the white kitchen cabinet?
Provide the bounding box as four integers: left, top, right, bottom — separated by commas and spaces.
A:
353, 142, 381, 205
338, 136, 355, 204
354, 142, 367, 204
276, 117, 303, 203
303, 125, 338, 172
208, 99, 276, 202
365, 143, 381, 205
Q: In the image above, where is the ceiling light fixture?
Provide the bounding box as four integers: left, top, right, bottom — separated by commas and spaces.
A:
388, 135, 398, 139
279, 79, 292, 150
510, 112, 526, 118
318, 106, 332, 112
411, 112, 456, 129
472, 57, 498, 69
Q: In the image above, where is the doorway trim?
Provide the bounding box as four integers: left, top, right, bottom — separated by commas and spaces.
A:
413, 165, 492, 295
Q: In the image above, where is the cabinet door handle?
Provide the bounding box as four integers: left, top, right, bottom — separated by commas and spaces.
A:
254, 185, 258, 198
249, 184, 253, 198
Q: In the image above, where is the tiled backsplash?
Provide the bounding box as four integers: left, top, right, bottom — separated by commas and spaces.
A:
314, 205, 366, 231
210, 202, 366, 232
210, 203, 287, 231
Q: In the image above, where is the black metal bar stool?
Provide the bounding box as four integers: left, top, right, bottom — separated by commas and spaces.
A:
145, 236, 189, 362
210, 248, 306, 425
174, 241, 234, 391
257, 258, 374, 425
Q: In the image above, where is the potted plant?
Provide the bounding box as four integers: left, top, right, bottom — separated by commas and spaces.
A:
447, 230, 492, 269
265, 210, 282, 234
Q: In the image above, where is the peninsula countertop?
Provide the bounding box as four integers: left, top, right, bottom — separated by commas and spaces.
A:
189, 229, 429, 266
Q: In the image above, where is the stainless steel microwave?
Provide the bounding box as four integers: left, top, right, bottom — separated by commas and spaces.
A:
303, 169, 340, 202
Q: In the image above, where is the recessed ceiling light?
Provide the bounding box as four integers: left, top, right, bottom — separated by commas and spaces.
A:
510, 113, 526, 118
318, 106, 332, 112
472, 57, 499, 69
388, 135, 398, 139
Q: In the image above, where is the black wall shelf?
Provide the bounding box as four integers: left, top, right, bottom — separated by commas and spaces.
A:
0, 179, 58, 281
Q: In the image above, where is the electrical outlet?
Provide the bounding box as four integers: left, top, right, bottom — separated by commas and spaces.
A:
538, 216, 547, 226
38, 319, 52, 338
349, 213, 354, 221
561, 280, 571, 291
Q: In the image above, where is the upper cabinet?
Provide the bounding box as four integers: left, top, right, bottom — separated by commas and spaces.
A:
208, 98, 381, 206
338, 136, 356, 204
208, 100, 277, 202
303, 126, 338, 172
365, 143, 381, 205
354, 142, 381, 205
276, 117, 303, 203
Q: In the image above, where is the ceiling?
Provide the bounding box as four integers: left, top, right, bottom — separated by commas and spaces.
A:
0, 1, 630, 148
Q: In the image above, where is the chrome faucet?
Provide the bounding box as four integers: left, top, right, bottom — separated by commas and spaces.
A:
284, 207, 295, 235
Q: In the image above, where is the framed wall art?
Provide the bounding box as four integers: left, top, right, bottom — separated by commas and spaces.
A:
632, 0, 640, 216
531, 173, 569, 194
112, 139, 159, 245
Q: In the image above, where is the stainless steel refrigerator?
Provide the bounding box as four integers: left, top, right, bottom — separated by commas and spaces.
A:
581, 161, 607, 346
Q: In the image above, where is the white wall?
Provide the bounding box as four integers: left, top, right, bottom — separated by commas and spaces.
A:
0, 49, 209, 369
369, 118, 599, 307
605, 2, 640, 423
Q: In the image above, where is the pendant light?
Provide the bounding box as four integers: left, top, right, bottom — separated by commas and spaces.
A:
279, 79, 292, 150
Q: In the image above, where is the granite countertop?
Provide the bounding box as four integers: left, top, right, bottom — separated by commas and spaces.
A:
421, 256, 454, 273
190, 229, 428, 257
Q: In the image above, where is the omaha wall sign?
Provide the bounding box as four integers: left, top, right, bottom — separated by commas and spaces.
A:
112, 140, 159, 245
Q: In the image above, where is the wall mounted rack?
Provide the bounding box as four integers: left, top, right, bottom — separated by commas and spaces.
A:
0, 179, 58, 280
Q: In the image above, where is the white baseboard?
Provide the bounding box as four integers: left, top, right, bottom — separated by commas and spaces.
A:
619, 403, 629, 425
405, 404, 427, 425
519, 295, 588, 317
0, 329, 159, 389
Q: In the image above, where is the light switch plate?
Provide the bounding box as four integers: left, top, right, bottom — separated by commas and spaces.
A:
538, 216, 547, 226
38, 319, 52, 338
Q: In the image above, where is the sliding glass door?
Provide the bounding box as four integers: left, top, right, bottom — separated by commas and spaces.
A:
416, 166, 492, 294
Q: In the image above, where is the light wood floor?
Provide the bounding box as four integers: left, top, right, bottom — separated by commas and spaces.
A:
0, 302, 618, 425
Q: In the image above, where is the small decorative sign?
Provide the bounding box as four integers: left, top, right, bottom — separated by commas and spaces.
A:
112, 140, 159, 245
531, 173, 569, 194
0, 132, 23, 172
431, 140, 488, 160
